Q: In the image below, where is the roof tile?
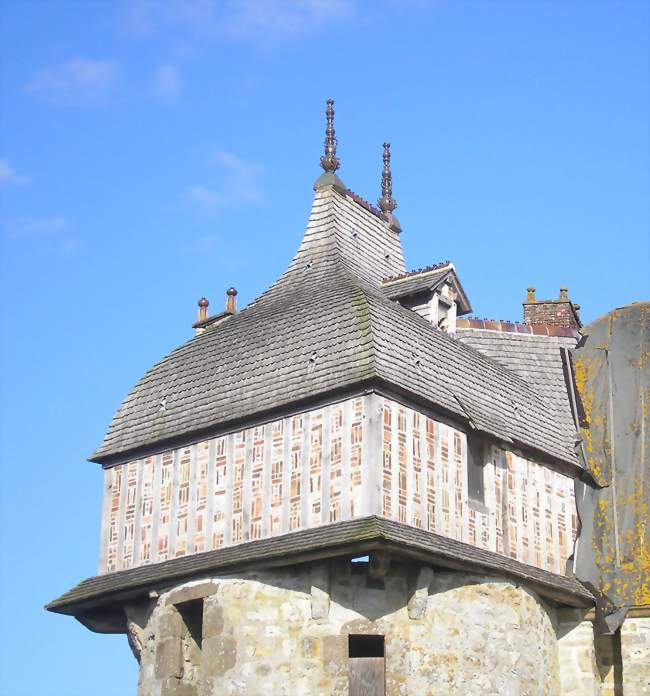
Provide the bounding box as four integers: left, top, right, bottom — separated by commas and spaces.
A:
92, 186, 577, 467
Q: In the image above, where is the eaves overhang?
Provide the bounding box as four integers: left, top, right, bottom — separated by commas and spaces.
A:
88, 377, 581, 478
47, 516, 594, 627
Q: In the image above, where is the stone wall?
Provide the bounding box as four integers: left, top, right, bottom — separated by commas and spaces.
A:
557, 610, 601, 696
131, 562, 562, 696
555, 609, 650, 696
621, 617, 650, 694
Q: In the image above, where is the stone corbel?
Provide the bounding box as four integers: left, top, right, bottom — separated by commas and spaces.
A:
310, 562, 331, 621
124, 599, 157, 663
407, 566, 434, 620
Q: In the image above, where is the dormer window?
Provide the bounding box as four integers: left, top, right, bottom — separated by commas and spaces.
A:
435, 293, 457, 334
381, 263, 471, 333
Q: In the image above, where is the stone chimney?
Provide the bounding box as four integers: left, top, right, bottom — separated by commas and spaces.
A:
523, 287, 581, 329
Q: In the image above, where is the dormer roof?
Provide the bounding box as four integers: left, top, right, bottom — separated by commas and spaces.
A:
381, 262, 472, 316
91, 180, 578, 469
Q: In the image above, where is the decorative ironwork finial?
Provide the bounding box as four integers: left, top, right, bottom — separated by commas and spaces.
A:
320, 99, 340, 173
378, 142, 397, 213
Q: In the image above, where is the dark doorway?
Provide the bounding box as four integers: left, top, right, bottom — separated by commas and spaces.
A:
349, 634, 385, 696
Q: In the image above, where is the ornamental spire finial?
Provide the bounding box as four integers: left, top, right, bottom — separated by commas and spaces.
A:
378, 142, 397, 213
320, 99, 340, 173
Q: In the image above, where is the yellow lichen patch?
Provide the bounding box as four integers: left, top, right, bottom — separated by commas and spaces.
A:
574, 352, 610, 485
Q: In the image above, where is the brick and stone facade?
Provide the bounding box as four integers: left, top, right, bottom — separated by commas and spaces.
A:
100, 394, 578, 578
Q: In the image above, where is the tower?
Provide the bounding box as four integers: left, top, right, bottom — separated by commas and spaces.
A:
47, 101, 647, 695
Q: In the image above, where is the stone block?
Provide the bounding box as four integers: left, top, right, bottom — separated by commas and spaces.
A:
407, 567, 434, 620
322, 635, 347, 676
155, 638, 184, 680
202, 636, 237, 677
310, 586, 330, 621
160, 677, 197, 696
158, 607, 184, 638
407, 592, 428, 620
301, 636, 320, 659
202, 601, 224, 638
165, 581, 219, 607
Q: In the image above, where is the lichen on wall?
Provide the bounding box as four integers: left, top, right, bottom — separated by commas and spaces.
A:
133, 562, 562, 696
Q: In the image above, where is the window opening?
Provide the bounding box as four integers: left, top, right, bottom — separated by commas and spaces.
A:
467, 435, 486, 503
176, 598, 203, 649
349, 634, 384, 658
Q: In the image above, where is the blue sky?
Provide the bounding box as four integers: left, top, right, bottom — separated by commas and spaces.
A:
0, 1, 648, 694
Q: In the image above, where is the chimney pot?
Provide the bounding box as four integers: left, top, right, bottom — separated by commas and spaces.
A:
226, 287, 238, 314
526, 287, 536, 303
559, 286, 569, 301
197, 297, 209, 322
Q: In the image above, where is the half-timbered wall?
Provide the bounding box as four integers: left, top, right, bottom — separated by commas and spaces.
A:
99, 394, 577, 575
100, 397, 366, 573
379, 397, 577, 575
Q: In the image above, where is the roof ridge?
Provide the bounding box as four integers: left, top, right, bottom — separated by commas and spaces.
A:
382, 260, 452, 285
457, 317, 580, 338
343, 187, 387, 221
357, 279, 553, 412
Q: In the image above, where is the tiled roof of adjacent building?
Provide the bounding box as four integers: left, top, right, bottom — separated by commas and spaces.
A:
46, 516, 593, 616
456, 326, 578, 443
457, 317, 579, 338
91, 181, 578, 468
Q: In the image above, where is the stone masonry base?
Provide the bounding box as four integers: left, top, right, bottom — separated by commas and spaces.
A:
124, 560, 649, 696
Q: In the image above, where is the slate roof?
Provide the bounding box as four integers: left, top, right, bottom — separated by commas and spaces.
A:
381, 263, 472, 315
92, 180, 577, 467
455, 328, 578, 447
46, 516, 593, 616
381, 263, 452, 298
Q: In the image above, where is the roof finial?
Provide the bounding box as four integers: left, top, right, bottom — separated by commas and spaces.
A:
226, 287, 238, 314
320, 99, 340, 173
378, 142, 397, 213
197, 297, 209, 322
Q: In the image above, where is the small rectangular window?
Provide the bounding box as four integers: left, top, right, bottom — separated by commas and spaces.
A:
176, 598, 203, 649
349, 635, 385, 696
467, 435, 485, 503
349, 635, 384, 658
